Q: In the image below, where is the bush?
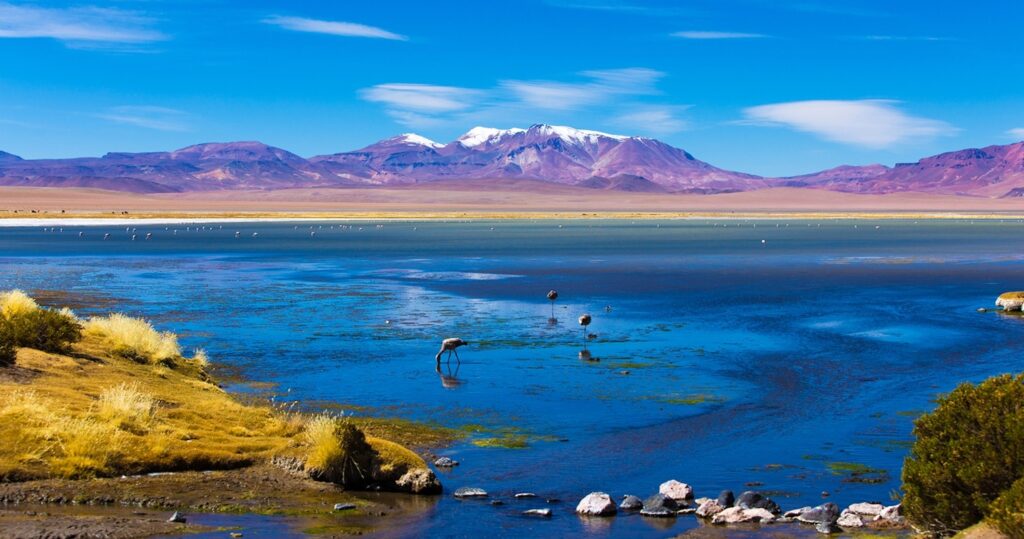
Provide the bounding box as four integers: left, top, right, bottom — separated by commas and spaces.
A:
902, 374, 1024, 534
303, 414, 374, 488
0, 321, 15, 367
0, 290, 81, 363
97, 383, 156, 433
83, 314, 180, 364
989, 477, 1024, 539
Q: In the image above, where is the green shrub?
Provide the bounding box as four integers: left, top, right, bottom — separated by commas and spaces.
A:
6, 308, 82, 354
989, 476, 1024, 539
0, 320, 15, 367
902, 374, 1024, 534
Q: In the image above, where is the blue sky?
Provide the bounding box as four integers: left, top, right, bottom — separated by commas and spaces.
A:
0, 0, 1022, 176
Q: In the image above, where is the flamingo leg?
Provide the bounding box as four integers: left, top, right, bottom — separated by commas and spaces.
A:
453, 349, 461, 364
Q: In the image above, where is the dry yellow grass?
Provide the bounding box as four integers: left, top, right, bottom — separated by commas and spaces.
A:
0, 289, 38, 319
0, 291, 439, 487
97, 383, 156, 433
302, 413, 344, 477
82, 313, 181, 364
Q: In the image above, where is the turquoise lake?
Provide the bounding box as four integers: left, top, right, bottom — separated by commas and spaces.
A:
1, 219, 1022, 537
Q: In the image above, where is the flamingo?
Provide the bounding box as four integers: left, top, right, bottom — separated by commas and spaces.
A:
579, 314, 592, 347
547, 290, 558, 319
435, 338, 468, 367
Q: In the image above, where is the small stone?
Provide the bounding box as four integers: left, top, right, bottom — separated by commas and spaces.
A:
575, 492, 616, 516
515, 493, 537, 498
716, 490, 735, 508
546, 498, 561, 504
816, 521, 841, 534
977, 307, 987, 313
796, 503, 840, 525
619, 495, 643, 511
640, 493, 679, 517
821, 491, 830, 498
736, 491, 781, 514
659, 480, 694, 502
333, 503, 356, 511
396, 468, 442, 494
846, 502, 884, 517
711, 506, 775, 525
696, 499, 725, 518
677, 507, 696, 515
523, 508, 552, 517
490, 500, 504, 506
168, 511, 186, 523
434, 457, 459, 467
230, 534, 243, 539
837, 511, 864, 528
454, 487, 488, 498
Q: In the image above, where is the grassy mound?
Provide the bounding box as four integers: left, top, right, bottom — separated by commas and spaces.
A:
0, 290, 444, 494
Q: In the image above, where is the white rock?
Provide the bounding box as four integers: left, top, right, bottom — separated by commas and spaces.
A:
837, 511, 864, 528
711, 506, 775, 525
696, 499, 725, 518
847, 502, 884, 516
524, 508, 552, 517
694, 497, 712, 506
659, 479, 694, 501
576, 492, 617, 516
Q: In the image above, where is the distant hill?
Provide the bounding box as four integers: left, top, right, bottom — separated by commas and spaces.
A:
2, 125, 1022, 197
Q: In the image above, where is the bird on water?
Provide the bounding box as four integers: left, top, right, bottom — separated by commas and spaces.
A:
435, 337, 469, 368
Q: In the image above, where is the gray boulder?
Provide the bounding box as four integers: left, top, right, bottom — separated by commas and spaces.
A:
434, 457, 459, 467
846, 502, 884, 517
716, 490, 735, 508
736, 491, 781, 514
619, 495, 643, 511
395, 468, 442, 495
640, 493, 679, 517
796, 503, 840, 525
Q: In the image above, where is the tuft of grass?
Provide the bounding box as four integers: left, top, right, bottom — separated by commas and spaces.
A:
97, 383, 156, 433
0, 289, 39, 319
48, 416, 126, 479
302, 413, 343, 478
191, 348, 210, 369
83, 313, 181, 364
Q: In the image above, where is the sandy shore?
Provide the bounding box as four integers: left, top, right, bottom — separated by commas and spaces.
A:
2, 184, 1024, 221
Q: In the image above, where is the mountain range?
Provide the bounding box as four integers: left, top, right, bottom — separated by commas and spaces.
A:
1, 124, 1022, 198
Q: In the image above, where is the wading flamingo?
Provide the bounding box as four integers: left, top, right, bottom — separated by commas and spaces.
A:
435, 338, 469, 367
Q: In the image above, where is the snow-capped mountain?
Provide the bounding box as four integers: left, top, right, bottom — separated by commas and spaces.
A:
2, 126, 1023, 197
313, 124, 763, 192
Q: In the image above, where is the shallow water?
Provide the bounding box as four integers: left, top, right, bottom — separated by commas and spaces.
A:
2, 219, 1023, 538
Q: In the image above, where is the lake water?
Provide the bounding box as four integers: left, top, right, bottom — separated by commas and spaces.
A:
2, 219, 1023, 538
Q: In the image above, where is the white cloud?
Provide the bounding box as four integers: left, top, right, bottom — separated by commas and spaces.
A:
360, 84, 483, 113
503, 68, 664, 110
263, 16, 406, 41
1009, 128, 1024, 140
611, 106, 689, 135
671, 31, 767, 39
360, 68, 687, 132
742, 100, 955, 148
860, 35, 949, 41
0, 2, 165, 45
96, 106, 188, 131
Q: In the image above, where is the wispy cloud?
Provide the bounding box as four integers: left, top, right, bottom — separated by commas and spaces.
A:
0, 2, 166, 46
1009, 128, 1024, 140
360, 68, 688, 133
503, 68, 663, 110
263, 15, 406, 41
671, 31, 768, 40
360, 84, 483, 113
859, 35, 950, 42
742, 100, 956, 149
545, 0, 694, 16
96, 106, 189, 131
611, 106, 690, 135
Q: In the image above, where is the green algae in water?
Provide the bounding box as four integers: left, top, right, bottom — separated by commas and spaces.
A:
653, 393, 725, 406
